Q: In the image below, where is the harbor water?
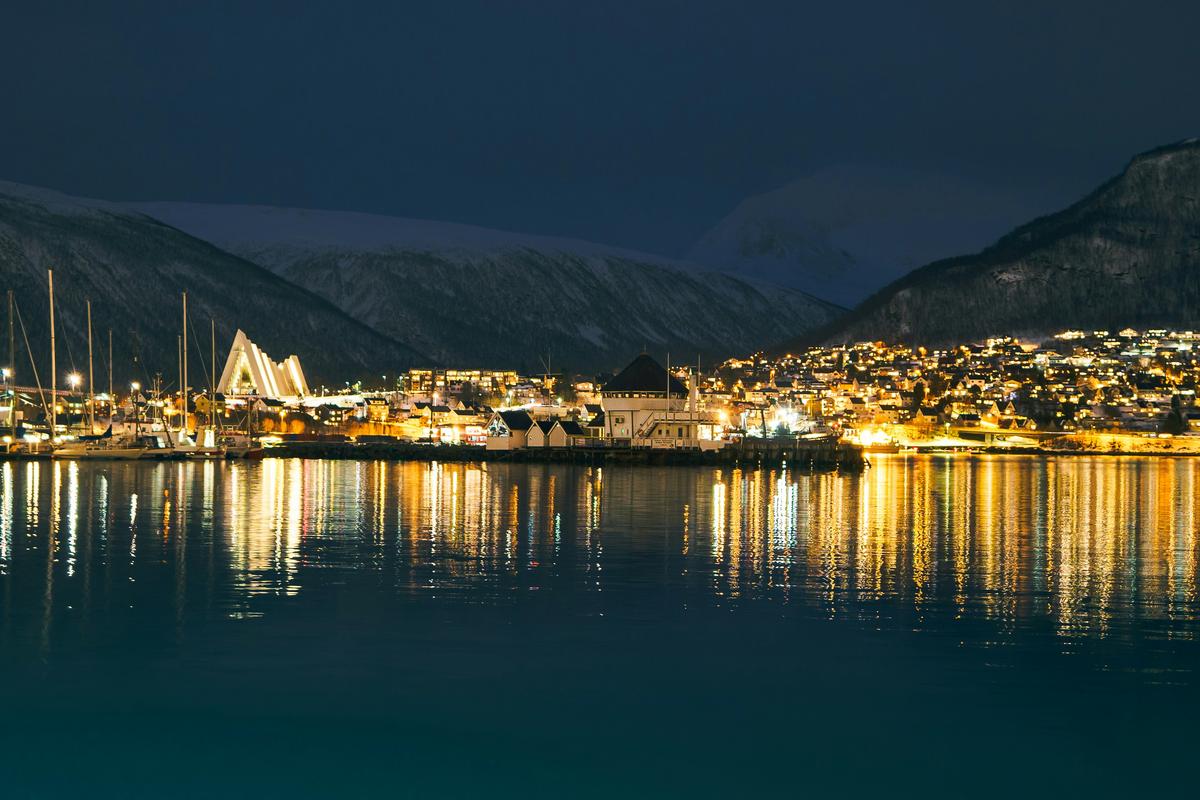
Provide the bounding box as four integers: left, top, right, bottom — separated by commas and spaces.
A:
0, 455, 1198, 797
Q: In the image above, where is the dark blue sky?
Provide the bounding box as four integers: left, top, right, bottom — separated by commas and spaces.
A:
3, 1, 1199, 254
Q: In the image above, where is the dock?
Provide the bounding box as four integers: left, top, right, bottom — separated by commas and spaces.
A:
262, 438, 866, 471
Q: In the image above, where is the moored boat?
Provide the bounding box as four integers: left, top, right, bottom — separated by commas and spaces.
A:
53, 427, 148, 460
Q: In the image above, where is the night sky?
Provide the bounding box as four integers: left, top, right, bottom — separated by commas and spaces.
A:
3, 0, 1199, 254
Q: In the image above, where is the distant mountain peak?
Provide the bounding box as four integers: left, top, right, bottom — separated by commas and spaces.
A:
129, 201, 699, 269
123, 201, 842, 371
688, 165, 1048, 306
780, 138, 1200, 351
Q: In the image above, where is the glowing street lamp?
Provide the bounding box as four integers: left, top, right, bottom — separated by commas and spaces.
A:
130, 382, 142, 434
67, 372, 82, 390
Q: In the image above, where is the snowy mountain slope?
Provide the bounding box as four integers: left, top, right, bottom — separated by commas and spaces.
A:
782, 139, 1200, 350
132, 202, 843, 372
688, 165, 1040, 306
0, 181, 426, 384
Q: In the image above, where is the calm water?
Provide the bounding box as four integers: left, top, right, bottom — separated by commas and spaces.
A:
1, 455, 1198, 797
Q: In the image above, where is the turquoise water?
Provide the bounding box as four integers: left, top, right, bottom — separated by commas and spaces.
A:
1, 455, 1198, 797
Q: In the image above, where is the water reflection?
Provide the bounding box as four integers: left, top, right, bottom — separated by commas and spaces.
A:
1, 455, 1199, 667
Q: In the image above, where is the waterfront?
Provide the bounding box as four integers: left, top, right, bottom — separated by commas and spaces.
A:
1, 455, 1199, 797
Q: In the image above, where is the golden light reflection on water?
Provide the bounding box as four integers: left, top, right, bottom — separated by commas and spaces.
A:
0, 456, 1198, 652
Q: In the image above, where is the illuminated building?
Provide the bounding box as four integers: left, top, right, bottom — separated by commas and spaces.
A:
217, 329, 309, 399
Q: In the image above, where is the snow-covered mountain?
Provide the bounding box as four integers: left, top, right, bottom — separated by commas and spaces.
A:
0, 181, 425, 383
132, 202, 843, 372
785, 139, 1200, 349
688, 165, 1039, 306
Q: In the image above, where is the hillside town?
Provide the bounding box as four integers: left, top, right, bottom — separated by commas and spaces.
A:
7, 324, 1200, 458
252, 326, 1200, 455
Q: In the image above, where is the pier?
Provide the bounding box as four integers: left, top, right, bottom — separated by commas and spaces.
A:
263, 437, 866, 471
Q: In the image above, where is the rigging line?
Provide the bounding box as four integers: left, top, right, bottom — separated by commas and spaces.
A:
13, 298, 52, 425
186, 315, 214, 392
127, 327, 155, 390
62, 314, 78, 374
96, 327, 112, 389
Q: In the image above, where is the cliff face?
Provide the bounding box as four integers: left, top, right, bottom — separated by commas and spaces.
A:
0, 183, 425, 385
797, 140, 1200, 348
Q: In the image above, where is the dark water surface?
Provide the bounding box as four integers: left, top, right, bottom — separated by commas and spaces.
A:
1, 455, 1198, 797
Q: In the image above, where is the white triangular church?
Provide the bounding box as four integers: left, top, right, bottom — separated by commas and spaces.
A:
217, 329, 309, 399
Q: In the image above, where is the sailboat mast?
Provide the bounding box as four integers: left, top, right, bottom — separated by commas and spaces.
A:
210, 318, 216, 429
108, 329, 113, 424
182, 291, 187, 437
48, 269, 56, 440
87, 299, 95, 433
7, 289, 14, 442
177, 334, 182, 437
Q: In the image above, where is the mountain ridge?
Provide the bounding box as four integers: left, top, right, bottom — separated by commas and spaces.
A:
687, 165, 1038, 306
133, 201, 843, 372
777, 139, 1200, 350
0, 182, 429, 385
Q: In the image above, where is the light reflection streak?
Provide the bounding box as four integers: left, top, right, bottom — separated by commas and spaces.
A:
0, 456, 1197, 657
0, 464, 11, 573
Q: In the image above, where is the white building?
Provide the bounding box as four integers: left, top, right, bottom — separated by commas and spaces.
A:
485, 409, 535, 450
217, 329, 309, 400
600, 354, 721, 449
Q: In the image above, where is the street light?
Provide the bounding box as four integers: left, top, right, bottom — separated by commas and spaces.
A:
67, 372, 82, 389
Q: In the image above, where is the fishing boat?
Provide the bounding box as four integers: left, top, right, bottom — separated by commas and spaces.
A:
220, 430, 264, 459
174, 429, 226, 459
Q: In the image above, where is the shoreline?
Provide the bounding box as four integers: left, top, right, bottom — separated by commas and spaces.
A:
5, 443, 1198, 465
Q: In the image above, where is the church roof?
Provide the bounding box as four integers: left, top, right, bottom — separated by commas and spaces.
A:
601, 354, 688, 396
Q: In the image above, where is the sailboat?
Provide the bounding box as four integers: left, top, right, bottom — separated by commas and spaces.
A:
51, 294, 150, 460
172, 292, 225, 459
53, 425, 149, 459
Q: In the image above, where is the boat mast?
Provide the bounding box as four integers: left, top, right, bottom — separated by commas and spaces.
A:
86, 299, 95, 433
108, 329, 113, 425
176, 335, 182, 440
210, 318, 217, 430
48, 269, 56, 441
7, 289, 14, 442
182, 291, 187, 439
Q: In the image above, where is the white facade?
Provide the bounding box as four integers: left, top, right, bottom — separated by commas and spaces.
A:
599, 355, 721, 450
217, 329, 309, 399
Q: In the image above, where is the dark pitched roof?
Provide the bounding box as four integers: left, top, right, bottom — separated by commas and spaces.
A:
601, 354, 688, 396
586, 410, 606, 427
497, 409, 534, 431
534, 420, 556, 434
558, 420, 586, 436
